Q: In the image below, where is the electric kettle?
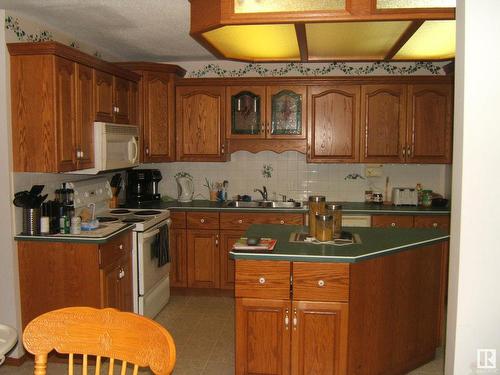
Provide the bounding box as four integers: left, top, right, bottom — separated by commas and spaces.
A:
176, 176, 194, 202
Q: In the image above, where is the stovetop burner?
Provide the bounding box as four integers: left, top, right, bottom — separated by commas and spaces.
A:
96, 216, 119, 223
122, 218, 146, 223
110, 209, 131, 215
134, 210, 162, 216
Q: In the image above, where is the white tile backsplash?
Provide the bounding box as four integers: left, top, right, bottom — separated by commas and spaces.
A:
144, 151, 451, 202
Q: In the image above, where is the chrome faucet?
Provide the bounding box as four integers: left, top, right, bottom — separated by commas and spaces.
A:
254, 186, 268, 201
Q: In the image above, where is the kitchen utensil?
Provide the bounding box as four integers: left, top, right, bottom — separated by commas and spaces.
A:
110, 173, 121, 188
22, 208, 40, 235
13, 191, 30, 207
28, 185, 44, 197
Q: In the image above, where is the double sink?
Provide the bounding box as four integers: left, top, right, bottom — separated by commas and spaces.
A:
224, 200, 303, 209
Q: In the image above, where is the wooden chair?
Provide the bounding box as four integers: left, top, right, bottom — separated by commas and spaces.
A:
22, 307, 176, 375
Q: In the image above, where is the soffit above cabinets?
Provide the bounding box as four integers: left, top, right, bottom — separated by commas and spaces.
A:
190, 0, 456, 62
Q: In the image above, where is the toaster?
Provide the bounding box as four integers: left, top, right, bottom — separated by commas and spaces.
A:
392, 187, 418, 206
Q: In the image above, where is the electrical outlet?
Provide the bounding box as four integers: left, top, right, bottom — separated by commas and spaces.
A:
365, 164, 383, 177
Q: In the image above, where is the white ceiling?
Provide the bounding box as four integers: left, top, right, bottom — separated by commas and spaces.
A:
0, 0, 215, 61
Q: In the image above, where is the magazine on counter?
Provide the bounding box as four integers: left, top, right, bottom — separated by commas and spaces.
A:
232, 237, 277, 251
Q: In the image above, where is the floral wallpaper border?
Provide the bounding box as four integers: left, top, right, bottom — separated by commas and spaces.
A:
5, 15, 102, 58
187, 61, 444, 78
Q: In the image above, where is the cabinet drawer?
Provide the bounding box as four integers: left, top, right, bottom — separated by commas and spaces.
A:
186, 212, 219, 229
220, 212, 304, 230
371, 215, 414, 228
99, 231, 132, 268
170, 211, 186, 229
235, 260, 291, 299
292, 262, 350, 302
414, 215, 450, 233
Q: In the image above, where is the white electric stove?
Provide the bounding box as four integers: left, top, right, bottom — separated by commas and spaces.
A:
68, 178, 171, 318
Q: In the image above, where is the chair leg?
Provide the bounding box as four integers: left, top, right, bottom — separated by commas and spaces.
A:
34, 354, 47, 375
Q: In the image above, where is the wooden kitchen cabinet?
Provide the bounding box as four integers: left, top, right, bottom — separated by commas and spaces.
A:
17, 230, 133, 328
371, 214, 414, 228
236, 298, 291, 375
94, 72, 134, 124
360, 84, 407, 163
176, 85, 226, 161
227, 85, 306, 140
170, 228, 188, 287
413, 215, 450, 232
220, 230, 244, 290
187, 229, 220, 288
8, 42, 140, 172
308, 85, 361, 162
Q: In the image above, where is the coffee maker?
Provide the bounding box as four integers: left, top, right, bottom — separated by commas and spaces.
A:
126, 169, 162, 204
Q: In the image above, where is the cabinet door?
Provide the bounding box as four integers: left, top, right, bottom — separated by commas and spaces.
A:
120, 252, 133, 312
170, 228, 188, 287
220, 230, 244, 290
236, 298, 291, 375
360, 85, 406, 163
114, 77, 131, 124
94, 70, 114, 122
75, 64, 95, 169
291, 301, 348, 375
143, 72, 175, 162
176, 86, 226, 161
227, 86, 266, 139
128, 81, 139, 126
187, 229, 220, 288
407, 84, 453, 163
100, 260, 122, 309
413, 215, 450, 232
371, 215, 414, 228
54, 57, 77, 172
308, 86, 360, 162
268, 86, 306, 139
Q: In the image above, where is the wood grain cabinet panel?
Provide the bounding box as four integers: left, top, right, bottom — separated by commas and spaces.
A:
220, 212, 304, 230
186, 211, 220, 229
291, 301, 348, 375
236, 298, 291, 375
360, 84, 407, 163
235, 260, 291, 300
170, 228, 188, 287
308, 85, 360, 162
413, 215, 450, 232
113, 77, 131, 124
407, 84, 453, 163
187, 229, 220, 288
371, 215, 414, 228
94, 70, 114, 122
75, 64, 95, 169
170, 211, 187, 229
220, 230, 244, 290
176, 86, 226, 161
292, 263, 349, 302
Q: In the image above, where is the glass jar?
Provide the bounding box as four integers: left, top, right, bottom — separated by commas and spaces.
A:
315, 214, 333, 242
326, 203, 343, 239
308, 196, 326, 236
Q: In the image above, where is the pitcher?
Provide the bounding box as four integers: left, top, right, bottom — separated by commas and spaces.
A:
176, 176, 194, 202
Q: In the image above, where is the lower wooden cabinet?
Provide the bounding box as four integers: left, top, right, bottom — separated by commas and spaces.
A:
170, 228, 188, 287
17, 230, 133, 328
220, 230, 244, 290
371, 214, 414, 228
187, 229, 220, 288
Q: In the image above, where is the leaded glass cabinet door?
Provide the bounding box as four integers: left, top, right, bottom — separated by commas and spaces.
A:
267, 86, 307, 139
226, 86, 266, 139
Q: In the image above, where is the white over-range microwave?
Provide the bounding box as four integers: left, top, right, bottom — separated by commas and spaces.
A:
76, 122, 140, 174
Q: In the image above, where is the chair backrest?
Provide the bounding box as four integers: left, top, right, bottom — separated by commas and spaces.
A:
23, 307, 176, 375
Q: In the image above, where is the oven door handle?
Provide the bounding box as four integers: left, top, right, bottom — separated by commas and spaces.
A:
142, 229, 160, 240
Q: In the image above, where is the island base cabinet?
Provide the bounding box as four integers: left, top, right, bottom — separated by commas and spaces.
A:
236, 298, 291, 375
291, 301, 348, 375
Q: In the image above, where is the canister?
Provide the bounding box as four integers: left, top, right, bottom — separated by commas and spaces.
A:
326, 203, 343, 239
308, 195, 326, 236
315, 214, 333, 241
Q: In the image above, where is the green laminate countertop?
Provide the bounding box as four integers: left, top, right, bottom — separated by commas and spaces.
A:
121, 200, 450, 215
229, 224, 449, 263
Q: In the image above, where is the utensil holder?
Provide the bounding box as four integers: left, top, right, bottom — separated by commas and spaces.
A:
22, 208, 40, 235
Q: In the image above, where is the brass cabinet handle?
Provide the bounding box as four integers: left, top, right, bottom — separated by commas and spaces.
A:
145, 146, 150, 156
200, 218, 205, 223
258, 277, 266, 285
318, 280, 325, 287
284, 308, 289, 330
238, 219, 243, 224
407, 146, 412, 157
402, 146, 406, 157
391, 222, 396, 227
433, 222, 438, 228
280, 220, 285, 225
293, 308, 297, 330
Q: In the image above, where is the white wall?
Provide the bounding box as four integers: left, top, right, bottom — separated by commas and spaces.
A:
446, 1, 500, 373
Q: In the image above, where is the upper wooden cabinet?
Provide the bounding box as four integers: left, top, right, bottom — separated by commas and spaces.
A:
227, 85, 306, 140
8, 42, 140, 172
360, 84, 407, 163
176, 85, 227, 161
116, 62, 186, 163
308, 85, 361, 163
407, 84, 453, 163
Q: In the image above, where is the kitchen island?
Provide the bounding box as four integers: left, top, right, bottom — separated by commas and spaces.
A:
230, 224, 449, 375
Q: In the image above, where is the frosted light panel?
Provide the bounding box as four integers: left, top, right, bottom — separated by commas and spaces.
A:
203, 25, 300, 61
394, 20, 455, 59
234, 0, 345, 13
377, 0, 455, 8
306, 21, 411, 59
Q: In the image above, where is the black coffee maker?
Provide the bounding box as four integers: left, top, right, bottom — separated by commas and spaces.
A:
126, 169, 163, 204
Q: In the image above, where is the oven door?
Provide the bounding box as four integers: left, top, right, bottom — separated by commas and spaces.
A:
137, 218, 171, 297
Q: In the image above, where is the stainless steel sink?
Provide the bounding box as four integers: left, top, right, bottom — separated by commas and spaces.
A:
224, 200, 303, 209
